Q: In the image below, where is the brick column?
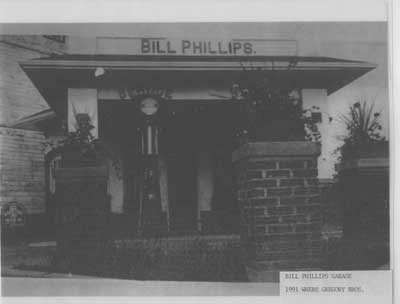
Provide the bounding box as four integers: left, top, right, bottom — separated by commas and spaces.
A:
338, 157, 389, 239
55, 166, 110, 273
233, 142, 322, 281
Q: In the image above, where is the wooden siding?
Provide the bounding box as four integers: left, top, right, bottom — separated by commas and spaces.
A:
0, 127, 46, 214
0, 36, 67, 214
0, 42, 49, 125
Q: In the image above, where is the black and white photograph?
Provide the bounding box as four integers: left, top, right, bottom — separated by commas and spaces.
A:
0, 2, 396, 300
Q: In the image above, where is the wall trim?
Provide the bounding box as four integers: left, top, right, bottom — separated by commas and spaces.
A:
232, 141, 321, 162
338, 157, 389, 170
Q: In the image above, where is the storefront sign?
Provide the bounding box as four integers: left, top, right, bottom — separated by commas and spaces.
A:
141, 39, 255, 56
100, 87, 230, 101
96, 37, 297, 56
118, 88, 173, 101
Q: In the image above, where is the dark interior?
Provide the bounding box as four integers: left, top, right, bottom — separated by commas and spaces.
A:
98, 100, 239, 234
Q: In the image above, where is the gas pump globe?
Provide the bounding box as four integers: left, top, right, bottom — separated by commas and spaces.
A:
139, 97, 160, 155
140, 97, 159, 116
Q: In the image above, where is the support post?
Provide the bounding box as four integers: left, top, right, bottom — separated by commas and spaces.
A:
233, 141, 323, 281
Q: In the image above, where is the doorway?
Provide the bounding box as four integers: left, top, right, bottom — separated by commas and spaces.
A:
167, 152, 197, 232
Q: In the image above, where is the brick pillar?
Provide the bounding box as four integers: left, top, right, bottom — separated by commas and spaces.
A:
233, 142, 322, 281
338, 157, 389, 239
330, 157, 390, 270
55, 166, 110, 273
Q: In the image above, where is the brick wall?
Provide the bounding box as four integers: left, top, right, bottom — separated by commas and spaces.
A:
338, 161, 389, 240
60, 235, 245, 281
233, 142, 323, 276
0, 127, 46, 214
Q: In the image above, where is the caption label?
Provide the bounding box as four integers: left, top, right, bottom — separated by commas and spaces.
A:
280, 270, 391, 297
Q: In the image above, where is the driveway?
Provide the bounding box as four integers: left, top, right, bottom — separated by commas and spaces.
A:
2, 277, 279, 296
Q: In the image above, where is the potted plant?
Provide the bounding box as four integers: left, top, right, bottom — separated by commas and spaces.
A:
336, 100, 388, 168
49, 112, 121, 173
231, 77, 321, 145
334, 100, 389, 255
230, 76, 323, 280
49, 113, 123, 271
331, 100, 390, 269
60, 113, 101, 167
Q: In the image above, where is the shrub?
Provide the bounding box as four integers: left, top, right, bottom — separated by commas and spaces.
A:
336, 100, 386, 163
231, 77, 321, 143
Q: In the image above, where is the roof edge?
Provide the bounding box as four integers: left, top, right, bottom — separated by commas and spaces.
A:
8, 109, 56, 130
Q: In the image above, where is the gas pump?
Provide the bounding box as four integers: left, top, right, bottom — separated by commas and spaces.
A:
137, 97, 165, 234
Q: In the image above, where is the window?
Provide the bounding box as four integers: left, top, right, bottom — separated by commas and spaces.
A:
311, 112, 322, 123
48, 155, 62, 195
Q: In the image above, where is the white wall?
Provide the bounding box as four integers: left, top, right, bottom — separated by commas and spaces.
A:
68, 88, 98, 138
68, 36, 96, 54
302, 89, 332, 178
197, 152, 214, 213
107, 158, 124, 214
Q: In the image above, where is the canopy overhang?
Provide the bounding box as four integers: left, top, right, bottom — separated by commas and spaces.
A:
20, 54, 376, 113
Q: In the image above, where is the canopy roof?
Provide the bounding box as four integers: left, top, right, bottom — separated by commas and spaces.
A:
20, 54, 375, 113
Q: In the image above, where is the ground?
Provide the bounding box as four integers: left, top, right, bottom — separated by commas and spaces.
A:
1, 228, 388, 296
1, 240, 279, 296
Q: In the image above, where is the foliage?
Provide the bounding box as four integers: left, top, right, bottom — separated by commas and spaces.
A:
336, 100, 385, 162
62, 113, 98, 159
231, 78, 321, 143
49, 112, 122, 176
303, 106, 323, 142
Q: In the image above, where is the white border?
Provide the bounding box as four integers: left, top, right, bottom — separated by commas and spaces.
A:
0, 0, 388, 23
390, 0, 399, 303
0, 0, 397, 304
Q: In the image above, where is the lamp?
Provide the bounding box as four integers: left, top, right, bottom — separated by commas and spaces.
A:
94, 67, 105, 77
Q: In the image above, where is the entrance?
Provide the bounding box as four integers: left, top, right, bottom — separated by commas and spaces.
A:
98, 99, 240, 235
168, 152, 197, 232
